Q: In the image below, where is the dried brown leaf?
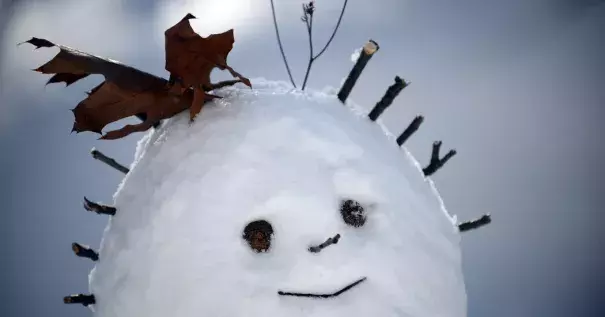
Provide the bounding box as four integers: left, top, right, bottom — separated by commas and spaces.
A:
23, 37, 215, 139
164, 14, 251, 120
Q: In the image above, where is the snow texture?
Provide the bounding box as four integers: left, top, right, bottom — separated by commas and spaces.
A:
89, 79, 466, 317
351, 47, 362, 62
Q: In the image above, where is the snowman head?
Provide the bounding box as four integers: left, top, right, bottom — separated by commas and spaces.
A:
89, 80, 466, 317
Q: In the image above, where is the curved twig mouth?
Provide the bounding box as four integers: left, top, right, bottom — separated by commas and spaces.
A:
277, 277, 367, 298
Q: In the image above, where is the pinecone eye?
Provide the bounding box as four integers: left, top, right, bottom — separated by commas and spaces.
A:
243, 220, 274, 252
340, 199, 366, 227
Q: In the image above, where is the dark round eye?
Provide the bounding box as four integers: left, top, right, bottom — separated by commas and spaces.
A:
242, 220, 274, 252
340, 199, 366, 227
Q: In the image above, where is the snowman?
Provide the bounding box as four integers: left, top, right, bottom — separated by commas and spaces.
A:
26, 11, 467, 317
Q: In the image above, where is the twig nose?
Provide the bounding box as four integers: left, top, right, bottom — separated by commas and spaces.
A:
308, 234, 341, 253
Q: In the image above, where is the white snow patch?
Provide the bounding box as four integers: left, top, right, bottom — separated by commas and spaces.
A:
351, 47, 362, 62
90, 79, 466, 317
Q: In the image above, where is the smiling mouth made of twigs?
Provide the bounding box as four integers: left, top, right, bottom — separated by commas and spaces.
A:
277, 277, 367, 298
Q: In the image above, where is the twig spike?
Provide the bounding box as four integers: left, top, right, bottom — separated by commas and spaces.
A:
422, 141, 457, 176
90, 148, 130, 174
458, 214, 491, 232
71, 243, 99, 261
396, 116, 424, 146
63, 294, 96, 307
83, 197, 116, 216
337, 40, 379, 103
368, 76, 408, 121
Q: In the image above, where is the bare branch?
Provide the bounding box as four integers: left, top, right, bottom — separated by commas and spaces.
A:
314, 0, 349, 60
270, 0, 297, 88
301, 2, 315, 90
301, 0, 349, 90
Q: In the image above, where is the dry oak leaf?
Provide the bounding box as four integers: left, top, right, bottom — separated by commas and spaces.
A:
164, 13, 251, 120
22, 37, 219, 140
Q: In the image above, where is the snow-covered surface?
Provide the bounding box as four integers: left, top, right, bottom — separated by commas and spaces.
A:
89, 79, 466, 317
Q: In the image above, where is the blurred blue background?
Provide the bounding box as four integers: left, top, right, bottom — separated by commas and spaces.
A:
1, 0, 604, 316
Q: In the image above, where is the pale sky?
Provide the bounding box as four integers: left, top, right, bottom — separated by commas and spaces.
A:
1, 0, 604, 316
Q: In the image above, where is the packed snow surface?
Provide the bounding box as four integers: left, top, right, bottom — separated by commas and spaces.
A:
89, 79, 466, 317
